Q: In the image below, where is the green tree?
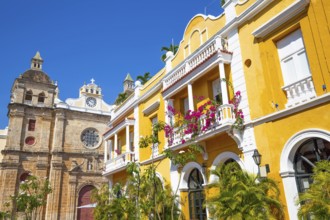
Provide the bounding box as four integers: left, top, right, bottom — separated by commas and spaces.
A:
92, 183, 137, 220
297, 160, 330, 219
92, 158, 181, 220
92, 184, 111, 220
115, 92, 128, 105
207, 162, 284, 220
161, 44, 178, 62
12, 175, 52, 220
136, 72, 152, 85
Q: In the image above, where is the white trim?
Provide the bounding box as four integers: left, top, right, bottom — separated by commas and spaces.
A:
209, 151, 245, 183
252, 0, 310, 38
248, 93, 330, 127
279, 129, 330, 220
179, 161, 207, 190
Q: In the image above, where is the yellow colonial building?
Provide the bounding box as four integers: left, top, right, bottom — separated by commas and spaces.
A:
103, 0, 330, 219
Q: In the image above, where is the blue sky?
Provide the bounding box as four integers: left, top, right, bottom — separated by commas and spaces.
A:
0, 0, 223, 128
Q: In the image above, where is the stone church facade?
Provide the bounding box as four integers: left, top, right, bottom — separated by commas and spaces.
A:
0, 52, 114, 219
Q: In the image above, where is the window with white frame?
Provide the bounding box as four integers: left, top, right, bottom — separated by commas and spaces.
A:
277, 29, 311, 85
212, 78, 222, 104
151, 116, 159, 157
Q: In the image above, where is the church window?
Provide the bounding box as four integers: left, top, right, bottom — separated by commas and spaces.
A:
28, 119, 36, 131
91, 89, 94, 93
38, 92, 45, 103
25, 90, 33, 101
19, 172, 30, 182
188, 168, 207, 220
25, 136, 35, 145
81, 128, 100, 148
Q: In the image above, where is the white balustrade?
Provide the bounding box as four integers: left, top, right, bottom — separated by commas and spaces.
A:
169, 104, 235, 147
163, 36, 226, 90
282, 76, 316, 108
105, 151, 135, 173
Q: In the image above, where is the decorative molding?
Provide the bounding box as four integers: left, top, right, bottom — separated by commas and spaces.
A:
248, 93, 330, 127
252, 0, 310, 38
142, 100, 160, 116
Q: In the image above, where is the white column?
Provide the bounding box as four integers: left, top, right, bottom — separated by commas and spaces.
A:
126, 124, 130, 153
114, 133, 118, 156
187, 83, 194, 111
109, 140, 113, 159
219, 62, 229, 104
104, 140, 108, 162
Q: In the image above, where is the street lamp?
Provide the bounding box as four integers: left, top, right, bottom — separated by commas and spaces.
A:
252, 149, 262, 166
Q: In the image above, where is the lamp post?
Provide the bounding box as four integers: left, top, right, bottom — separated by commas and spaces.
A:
252, 149, 262, 176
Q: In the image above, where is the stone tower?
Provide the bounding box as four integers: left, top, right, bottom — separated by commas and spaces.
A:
123, 73, 134, 95
0, 52, 113, 220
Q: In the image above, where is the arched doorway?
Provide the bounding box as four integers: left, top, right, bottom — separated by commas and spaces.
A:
77, 185, 95, 220
188, 168, 207, 220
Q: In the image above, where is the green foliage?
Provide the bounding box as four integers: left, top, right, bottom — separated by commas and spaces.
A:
136, 72, 152, 85
161, 44, 179, 62
207, 162, 284, 220
115, 92, 128, 105
297, 160, 330, 219
221, 0, 226, 6
0, 202, 10, 220
93, 162, 181, 220
12, 175, 52, 220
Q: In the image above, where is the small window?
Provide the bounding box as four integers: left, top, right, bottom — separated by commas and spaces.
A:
20, 172, 30, 182
38, 92, 45, 103
25, 90, 33, 101
25, 136, 35, 145
91, 89, 94, 94
28, 119, 36, 131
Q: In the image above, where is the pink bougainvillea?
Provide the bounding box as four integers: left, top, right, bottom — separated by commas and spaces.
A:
165, 93, 244, 146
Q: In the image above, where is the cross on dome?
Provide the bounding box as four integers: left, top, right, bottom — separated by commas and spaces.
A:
90, 78, 95, 84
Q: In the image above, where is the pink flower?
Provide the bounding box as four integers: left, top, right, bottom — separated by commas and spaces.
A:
181, 139, 186, 144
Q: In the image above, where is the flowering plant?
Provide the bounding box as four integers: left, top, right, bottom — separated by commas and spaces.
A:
165, 91, 244, 146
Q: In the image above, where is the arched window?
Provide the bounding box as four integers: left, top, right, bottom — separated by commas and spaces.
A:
188, 168, 207, 220
25, 90, 33, 102
38, 92, 45, 103
294, 138, 330, 193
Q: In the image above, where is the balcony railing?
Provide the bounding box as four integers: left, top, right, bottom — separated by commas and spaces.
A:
170, 104, 236, 147
282, 76, 316, 108
105, 151, 135, 174
163, 36, 229, 91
